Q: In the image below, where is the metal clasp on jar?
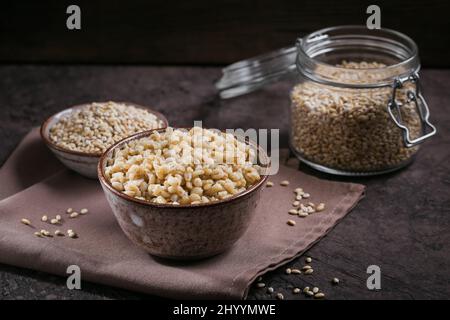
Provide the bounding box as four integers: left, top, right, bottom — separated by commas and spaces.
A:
387, 73, 437, 148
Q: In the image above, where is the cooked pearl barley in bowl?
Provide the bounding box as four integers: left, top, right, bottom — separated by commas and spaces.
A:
98, 127, 270, 260
40, 102, 168, 179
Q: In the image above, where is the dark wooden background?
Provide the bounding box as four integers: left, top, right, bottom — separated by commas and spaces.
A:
1, 0, 450, 67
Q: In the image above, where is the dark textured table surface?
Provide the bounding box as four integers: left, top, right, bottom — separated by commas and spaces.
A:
0, 65, 449, 300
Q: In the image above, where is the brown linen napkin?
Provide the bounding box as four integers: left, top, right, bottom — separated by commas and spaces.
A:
0, 129, 365, 299
0, 129, 64, 200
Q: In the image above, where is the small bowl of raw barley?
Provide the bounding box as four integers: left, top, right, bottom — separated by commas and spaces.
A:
41, 101, 168, 178
98, 127, 270, 260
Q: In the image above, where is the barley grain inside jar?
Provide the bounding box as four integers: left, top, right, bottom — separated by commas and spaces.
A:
216, 26, 436, 176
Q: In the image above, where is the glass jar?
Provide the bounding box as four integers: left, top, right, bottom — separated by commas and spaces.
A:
216, 26, 436, 176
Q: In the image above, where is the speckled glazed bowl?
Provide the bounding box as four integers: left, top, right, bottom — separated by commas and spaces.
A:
40, 102, 168, 179
98, 129, 270, 260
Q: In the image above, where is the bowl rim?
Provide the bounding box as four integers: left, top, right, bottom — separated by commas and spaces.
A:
40, 101, 169, 158
98, 127, 270, 209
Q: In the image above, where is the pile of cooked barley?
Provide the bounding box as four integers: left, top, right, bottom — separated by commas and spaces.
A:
104, 127, 262, 205
290, 61, 421, 172
49, 101, 165, 154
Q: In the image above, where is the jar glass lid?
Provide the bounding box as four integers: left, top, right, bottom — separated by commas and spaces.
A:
215, 46, 297, 99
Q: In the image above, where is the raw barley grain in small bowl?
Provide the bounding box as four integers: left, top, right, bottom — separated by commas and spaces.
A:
41, 101, 168, 178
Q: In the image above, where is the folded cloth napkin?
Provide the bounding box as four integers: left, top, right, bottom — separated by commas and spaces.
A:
0, 129, 365, 299
0, 129, 64, 200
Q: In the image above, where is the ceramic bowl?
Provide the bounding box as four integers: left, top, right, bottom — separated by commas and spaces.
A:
40, 102, 168, 179
98, 128, 269, 260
